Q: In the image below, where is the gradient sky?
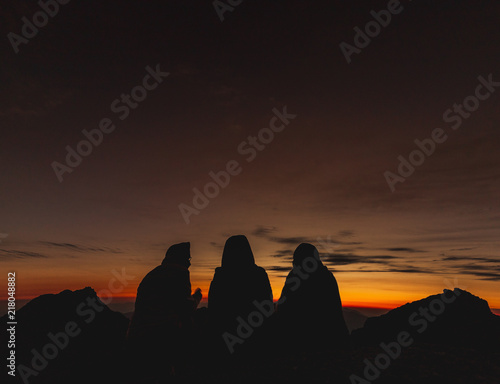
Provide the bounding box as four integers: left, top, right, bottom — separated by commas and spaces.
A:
1, 0, 499, 314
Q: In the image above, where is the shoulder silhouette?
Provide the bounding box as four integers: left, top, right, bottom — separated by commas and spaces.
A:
127, 242, 201, 381
276, 243, 349, 350
208, 235, 273, 355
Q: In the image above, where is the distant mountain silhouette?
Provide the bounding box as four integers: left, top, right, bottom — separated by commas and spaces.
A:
352, 289, 500, 350
342, 308, 368, 333
1, 287, 129, 384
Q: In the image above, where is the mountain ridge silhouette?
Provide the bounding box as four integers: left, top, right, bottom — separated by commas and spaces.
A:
352, 288, 500, 350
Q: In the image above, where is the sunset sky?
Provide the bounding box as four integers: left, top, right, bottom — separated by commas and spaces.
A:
1, 0, 499, 315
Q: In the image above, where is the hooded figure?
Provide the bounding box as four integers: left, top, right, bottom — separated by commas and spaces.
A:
127, 242, 202, 380
276, 243, 349, 351
208, 235, 273, 355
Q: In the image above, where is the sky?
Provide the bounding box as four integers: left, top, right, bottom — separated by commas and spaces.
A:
1, 0, 499, 314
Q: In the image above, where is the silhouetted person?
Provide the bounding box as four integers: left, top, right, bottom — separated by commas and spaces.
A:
127, 242, 202, 382
208, 235, 273, 356
276, 243, 349, 351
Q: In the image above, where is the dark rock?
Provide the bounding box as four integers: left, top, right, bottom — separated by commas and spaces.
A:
352, 289, 500, 351
1, 287, 129, 384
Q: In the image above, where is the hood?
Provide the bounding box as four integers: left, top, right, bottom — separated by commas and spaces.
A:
293, 243, 323, 267
162, 242, 190, 267
221, 235, 255, 269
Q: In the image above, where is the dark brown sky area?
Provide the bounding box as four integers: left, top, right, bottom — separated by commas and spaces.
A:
1, 0, 499, 311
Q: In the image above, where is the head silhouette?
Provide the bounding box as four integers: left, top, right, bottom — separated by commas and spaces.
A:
221, 235, 255, 269
292, 243, 321, 267
162, 242, 191, 268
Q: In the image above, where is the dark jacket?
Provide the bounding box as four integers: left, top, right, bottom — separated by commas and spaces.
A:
128, 242, 197, 339
277, 243, 349, 349
208, 235, 273, 352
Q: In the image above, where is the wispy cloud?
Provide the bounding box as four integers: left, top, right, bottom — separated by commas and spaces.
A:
267, 248, 439, 277
252, 225, 278, 237
267, 265, 292, 272
271, 249, 293, 258
325, 265, 437, 275
0, 233, 8, 243
272, 236, 362, 246
269, 236, 316, 245
0, 249, 47, 260
385, 266, 436, 274
442, 256, 500, 263
439, 257, 500, 280
39, 242, 122, 253
462, 271, 500, 281
210, 241, 223, 249
455, 264, 500, 281
252, 225, 362, 247
322, 253, 398, 266
384, 247, 427, 253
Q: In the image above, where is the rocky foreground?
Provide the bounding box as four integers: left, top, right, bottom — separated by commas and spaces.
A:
2, 287, 499, 384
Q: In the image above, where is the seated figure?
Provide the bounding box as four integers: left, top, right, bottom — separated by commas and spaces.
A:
276, 243, 349, 351
208, 235, 273, 355
127, 242, 201, 381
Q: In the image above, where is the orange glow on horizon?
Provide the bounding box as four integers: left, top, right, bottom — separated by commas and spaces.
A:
4, 276, 500, 316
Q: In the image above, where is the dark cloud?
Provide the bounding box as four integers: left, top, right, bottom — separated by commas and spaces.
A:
39, 242, 122, 253
323, 265, 436, 275
322, 253, 398, 266
0, 249, 47, 260
457, 264, 500, 272
271, 249, 293, 259
386, 267, 435, 274
462, 272, 500, 281
267, 246, 439, 278
327, 268, 380, 273
445, 262, 500, 281
269, 236, 315, 245
267, 266, 292, 272
209, 241, 223, 249
252, 225, 278, 237
443, 256, 500, 263
384, 248, 427, 253
316, 236, 363, 248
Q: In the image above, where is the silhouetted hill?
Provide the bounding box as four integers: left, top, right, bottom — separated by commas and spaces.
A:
1, 287, 129, 384
352, 289, 500, 350
342, 308, 368, 333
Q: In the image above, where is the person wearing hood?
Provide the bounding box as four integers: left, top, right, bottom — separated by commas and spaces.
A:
127, 242, 202, 381
208, 235, 273, 355
276, 243, 349, 351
